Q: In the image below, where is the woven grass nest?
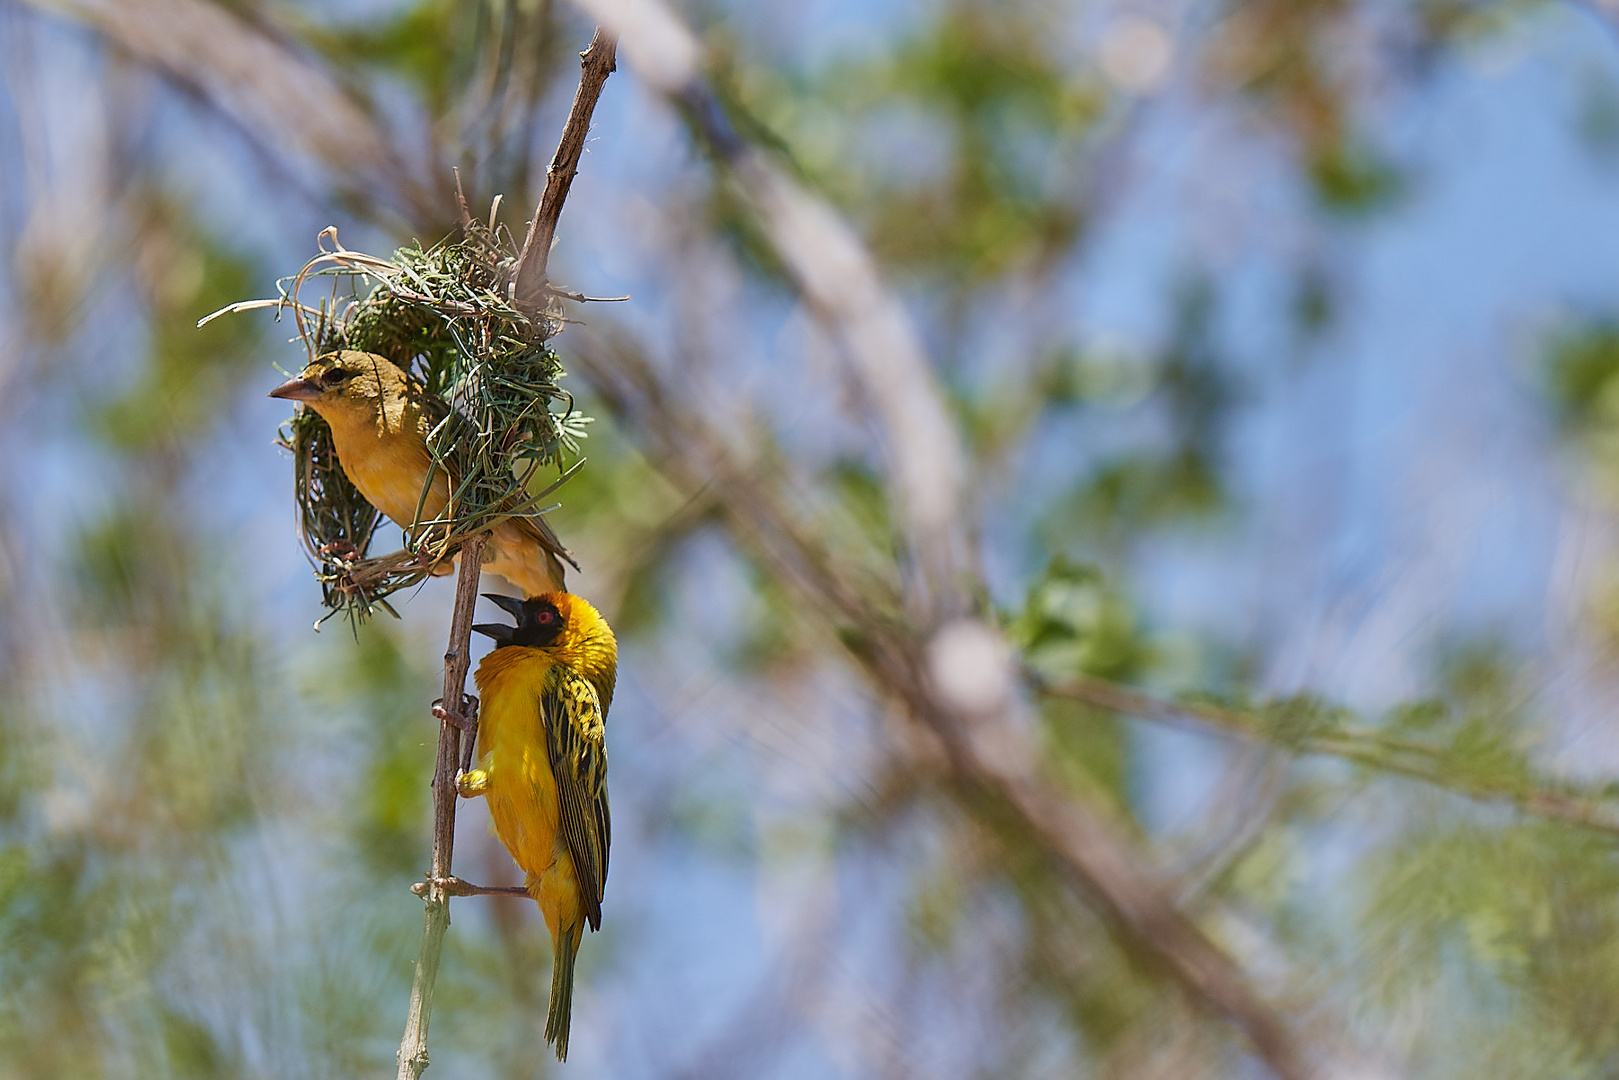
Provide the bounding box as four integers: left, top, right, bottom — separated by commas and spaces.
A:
212, 206, 594, 626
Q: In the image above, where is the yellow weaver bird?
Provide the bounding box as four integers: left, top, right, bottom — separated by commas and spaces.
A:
464, 591, 616, 1061
269, 350, 574, 596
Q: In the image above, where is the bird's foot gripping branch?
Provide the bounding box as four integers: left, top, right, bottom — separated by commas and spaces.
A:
409, 877, 530, 899
430, 695, 477, 735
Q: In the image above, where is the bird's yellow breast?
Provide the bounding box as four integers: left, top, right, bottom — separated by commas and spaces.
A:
317, 402, 448, 529
473, 647, 565, 877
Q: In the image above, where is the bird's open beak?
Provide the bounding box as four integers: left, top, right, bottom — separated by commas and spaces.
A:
473, 594, 526, 647
268, 375, 320, 401
482, 593, 527, 618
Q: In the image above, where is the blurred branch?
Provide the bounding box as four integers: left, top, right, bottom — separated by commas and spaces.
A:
23, 0, 441, 228
512, 26, 616, 313
573, 335, 1314, 1080
571, 0, 967, 619
564, 0, 1314, 1071
941, 745, 1313, 1079
1034, 672, 1619, 840
396, 532, 484, 1080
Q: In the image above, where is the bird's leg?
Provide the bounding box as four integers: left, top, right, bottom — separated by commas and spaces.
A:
411, 877, 530, 899
458, 698, 481, 776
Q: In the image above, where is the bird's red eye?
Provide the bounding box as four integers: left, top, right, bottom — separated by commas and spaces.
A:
536, 610, 554, 624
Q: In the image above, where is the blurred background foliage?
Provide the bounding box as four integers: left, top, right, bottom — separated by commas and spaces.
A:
3, 0, 1619, 1077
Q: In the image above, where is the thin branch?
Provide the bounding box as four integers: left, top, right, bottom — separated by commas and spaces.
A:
396, 531, 485, 1080
1034, 672, 1619, 840
511, 26, 617, 314
949, 762, 1314, 1080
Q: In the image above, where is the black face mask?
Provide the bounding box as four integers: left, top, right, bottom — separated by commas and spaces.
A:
473, 593, 566, 649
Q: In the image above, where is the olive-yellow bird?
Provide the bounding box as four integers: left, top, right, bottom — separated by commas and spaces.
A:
269, 350, 573, 596
464, 591, 615, 1061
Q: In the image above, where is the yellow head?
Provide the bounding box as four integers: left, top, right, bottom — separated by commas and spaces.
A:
267, 350, 421, 429
474, 592, 618, 710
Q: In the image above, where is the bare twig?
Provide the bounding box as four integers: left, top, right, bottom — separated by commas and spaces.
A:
396, 532, 486, 1080
1035, 672, 1619, 840
511, 26, 617, 314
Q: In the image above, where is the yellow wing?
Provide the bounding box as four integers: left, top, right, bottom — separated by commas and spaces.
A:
542, 666, 610, 930
489, 513, 576, 596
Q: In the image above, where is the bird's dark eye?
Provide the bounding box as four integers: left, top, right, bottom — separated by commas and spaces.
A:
535, 610, 556, 625
319, 367, 352, 387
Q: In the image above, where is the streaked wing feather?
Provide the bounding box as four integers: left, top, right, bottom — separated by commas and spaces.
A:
542, 668, 609, 929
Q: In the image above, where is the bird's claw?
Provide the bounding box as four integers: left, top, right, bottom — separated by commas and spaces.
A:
318, 539, 360, 563
456, 767, 489, 798
414, 548, 455, 577
431, 695, 479, 734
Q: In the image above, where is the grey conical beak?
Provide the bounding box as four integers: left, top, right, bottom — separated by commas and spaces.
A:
268, 375, 319, 401
472, 623, 514, 645
482, 593, 527, 618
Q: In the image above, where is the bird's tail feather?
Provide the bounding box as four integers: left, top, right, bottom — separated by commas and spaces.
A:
546, 921, 582, 1062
